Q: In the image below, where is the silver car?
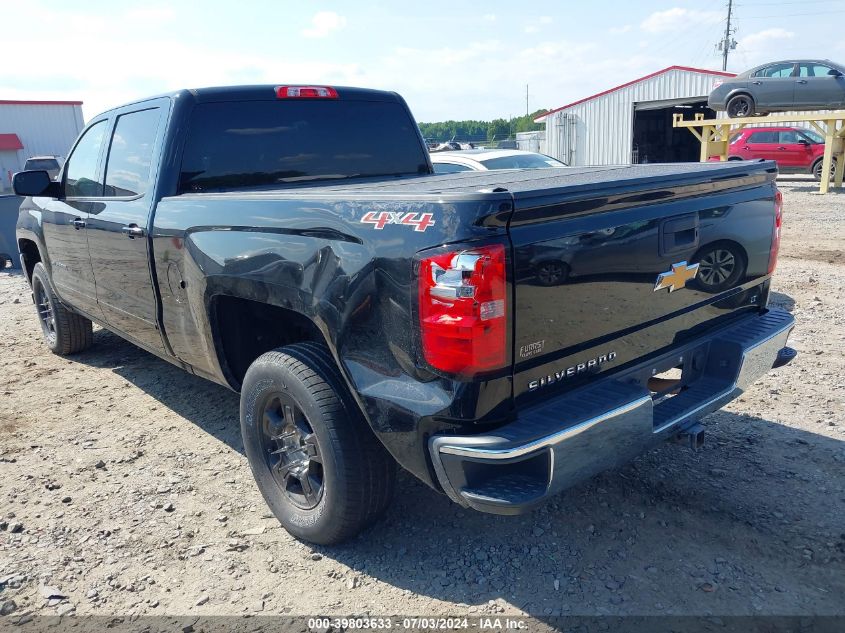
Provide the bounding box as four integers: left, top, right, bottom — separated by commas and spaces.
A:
430, 149, 567, 173
708, 59, 845, 118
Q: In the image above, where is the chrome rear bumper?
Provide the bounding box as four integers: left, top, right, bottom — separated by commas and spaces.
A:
429, 308, 795, 514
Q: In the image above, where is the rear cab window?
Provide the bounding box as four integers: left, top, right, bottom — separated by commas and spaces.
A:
25, 158, 60, 171
179, 99, 430, 192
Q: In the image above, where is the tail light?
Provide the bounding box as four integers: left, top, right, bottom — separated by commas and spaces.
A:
418, 243, 508, 376
275, 85, 338, 99
768, 188, 783, 274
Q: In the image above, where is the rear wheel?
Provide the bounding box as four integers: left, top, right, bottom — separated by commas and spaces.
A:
813, 158, 837, 181
726, 94, 755, 118
240, 342, 396, 544
30, 263, 93, 355
693, 243, 746, 293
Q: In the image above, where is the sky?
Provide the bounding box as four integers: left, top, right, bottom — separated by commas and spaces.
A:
3, 0, 845, 123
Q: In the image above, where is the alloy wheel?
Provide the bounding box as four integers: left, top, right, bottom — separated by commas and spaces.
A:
698, 249, 736, 287
537, 262, 565, 285
34, 283, 57, 345
728, 98, 751, 118
260, 394, 324, 509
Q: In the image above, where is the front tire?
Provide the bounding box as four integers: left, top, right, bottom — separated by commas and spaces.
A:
813, 158, 837, 181
240, 342, 396, 545
30, 263, 93, 355
726, 94, 755, 118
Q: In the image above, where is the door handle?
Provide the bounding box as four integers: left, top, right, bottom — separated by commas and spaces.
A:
752, 81, 762, 85
777, 146, 787, 150
121, 224, 145, 239
797, 79, 808, 84
71, 218, 86, 230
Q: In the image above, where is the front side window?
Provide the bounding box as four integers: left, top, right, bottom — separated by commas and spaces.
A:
104, 108, 161, 197
798, 63, 836, 78
179, 100, 429, 192
755, 63, 794, 78
65, 120, 107, 198
748, 131, 777, 144
779, 130, 800, 144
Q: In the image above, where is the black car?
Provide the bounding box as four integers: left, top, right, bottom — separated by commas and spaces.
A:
709, 59, 845, 117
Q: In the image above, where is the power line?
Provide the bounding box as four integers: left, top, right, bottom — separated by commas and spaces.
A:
738, 0, 844, 5
739, 8, 845, 16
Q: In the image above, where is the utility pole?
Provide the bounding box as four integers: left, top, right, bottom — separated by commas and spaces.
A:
719, 0, 736, 71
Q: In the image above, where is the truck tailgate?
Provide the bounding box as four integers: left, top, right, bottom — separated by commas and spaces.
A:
507, 162, 779, 402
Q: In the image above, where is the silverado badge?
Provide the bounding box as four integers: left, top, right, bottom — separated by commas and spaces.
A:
653, 261, 699, 293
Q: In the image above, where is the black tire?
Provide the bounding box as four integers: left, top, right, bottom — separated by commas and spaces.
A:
534, 260, 570, 286
0, 254, 11, 270
726, 94, 755, 118
30, 262, 93, 355
240, 342, 396, 545
812, 158, 837, 181
692, 242, 747, 293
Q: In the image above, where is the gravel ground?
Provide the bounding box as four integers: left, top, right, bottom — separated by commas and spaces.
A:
0, 180, 843, 621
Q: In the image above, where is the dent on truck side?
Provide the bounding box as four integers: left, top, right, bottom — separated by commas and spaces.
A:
150, 193, 515, 486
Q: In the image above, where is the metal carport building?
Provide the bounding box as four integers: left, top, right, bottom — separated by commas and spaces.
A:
535, 66, 735, 167
0, 100, 84, 192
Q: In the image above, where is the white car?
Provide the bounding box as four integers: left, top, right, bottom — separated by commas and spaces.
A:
430, 149, 567, 173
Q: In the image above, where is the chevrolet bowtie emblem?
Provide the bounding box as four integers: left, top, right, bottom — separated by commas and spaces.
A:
653, 261, 699, 292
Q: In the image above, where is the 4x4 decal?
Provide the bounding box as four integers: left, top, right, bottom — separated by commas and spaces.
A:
361, 211, 435, 232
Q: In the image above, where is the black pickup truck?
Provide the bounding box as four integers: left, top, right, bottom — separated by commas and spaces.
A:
14, 85, 795, 544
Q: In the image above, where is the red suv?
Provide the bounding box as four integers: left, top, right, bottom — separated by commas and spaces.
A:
714, 126, 834, 180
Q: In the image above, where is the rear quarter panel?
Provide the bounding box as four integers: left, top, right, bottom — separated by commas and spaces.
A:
151, 191, 514, 484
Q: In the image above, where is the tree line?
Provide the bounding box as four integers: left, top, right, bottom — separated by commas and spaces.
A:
417, 110, 548, 143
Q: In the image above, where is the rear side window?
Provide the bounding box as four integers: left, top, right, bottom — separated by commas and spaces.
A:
748, 131, 777, 143
65, 120, 107, 198
754, 63, 794, 78
104, 108, 161, 197
179, 100, 429, 192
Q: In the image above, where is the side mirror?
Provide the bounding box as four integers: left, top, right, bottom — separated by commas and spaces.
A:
797, 139, 810, 145
12, 170, 60, 198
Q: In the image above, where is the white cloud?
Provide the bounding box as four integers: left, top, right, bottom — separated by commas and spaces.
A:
301, 11, 347, 38
641, 8, 721, 33
524, 16, 553, 34
740, 28, 795, 52
483, 13, 496, 22
609, 24, 632, 35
